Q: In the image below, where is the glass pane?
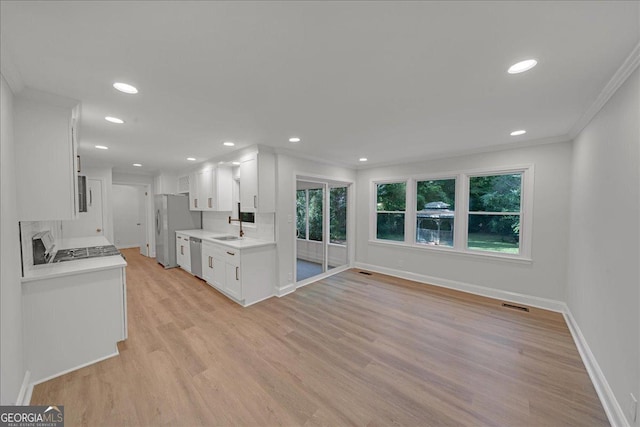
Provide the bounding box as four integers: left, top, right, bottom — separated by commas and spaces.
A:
469, 173, 522, 212
376, 213, 405, 241
329, 187, 347, 244
416, 179, 456, 210
376, 182, 406, 211
308, 188, 323, 241
416, 179, 455, 247
296, 190, 306, 239
467, 214, 520, 254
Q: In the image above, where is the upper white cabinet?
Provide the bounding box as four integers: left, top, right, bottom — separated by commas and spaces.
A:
239, 151, 275, 213
189, 166, 233, 211
15, 89, 80, 221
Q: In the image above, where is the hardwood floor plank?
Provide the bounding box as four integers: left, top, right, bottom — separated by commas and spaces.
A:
30, 249, 608, 426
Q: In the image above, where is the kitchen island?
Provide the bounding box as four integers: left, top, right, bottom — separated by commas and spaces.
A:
176, 229, 276, 307
22, 236, 127, 387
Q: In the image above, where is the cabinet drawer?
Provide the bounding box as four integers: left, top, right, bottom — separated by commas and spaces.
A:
224, 248, 240, 266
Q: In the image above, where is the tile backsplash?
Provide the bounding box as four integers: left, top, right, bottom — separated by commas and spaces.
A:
202, 212, 275, 241
19, 220, 62, 274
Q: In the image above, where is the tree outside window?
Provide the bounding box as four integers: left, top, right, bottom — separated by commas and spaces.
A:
330, 187, 347, 244
467, 173, 522, 254
376, 182, 406, 241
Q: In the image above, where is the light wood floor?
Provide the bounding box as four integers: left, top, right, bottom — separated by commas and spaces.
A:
31, 248, 608, 426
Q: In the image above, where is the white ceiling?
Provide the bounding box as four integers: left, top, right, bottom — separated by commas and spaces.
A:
1, 1, 638, 174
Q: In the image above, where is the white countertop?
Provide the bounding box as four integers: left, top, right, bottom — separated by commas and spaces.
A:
175, 229, 276, 249
22, 236, 127, 283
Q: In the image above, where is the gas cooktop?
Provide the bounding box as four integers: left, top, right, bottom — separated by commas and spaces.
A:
52, 245, 122, 263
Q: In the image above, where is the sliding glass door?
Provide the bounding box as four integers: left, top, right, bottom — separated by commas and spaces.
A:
295, 179, 349, 283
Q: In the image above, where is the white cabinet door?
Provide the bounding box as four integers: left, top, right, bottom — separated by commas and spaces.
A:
202, 245, 214, 284
225, 262, 241, 300
198, 168, 214, 210
15, 93, 80, 221
176, 234, 191, 272
240, 154, 258, 212
188, 172, 200, 211
61, 178, 104, 237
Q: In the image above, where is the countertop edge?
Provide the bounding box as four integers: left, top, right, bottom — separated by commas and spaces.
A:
22, 259, 127, 283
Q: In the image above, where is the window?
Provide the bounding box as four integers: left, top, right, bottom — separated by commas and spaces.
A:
416, 178, 455, 247
467, 173, 522, 254
296, 188, 323, 241
371, 166, 531, 260
329, 187, 347, 244
376, 182, 406, 241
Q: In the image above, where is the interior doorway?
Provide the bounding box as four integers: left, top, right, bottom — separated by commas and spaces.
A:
113, 183, 149, 255
295, 177, 350, 284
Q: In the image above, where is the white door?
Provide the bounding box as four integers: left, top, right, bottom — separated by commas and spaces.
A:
62, 178, 104, 238
113, 184, 146, 250
137, 186, 148, 255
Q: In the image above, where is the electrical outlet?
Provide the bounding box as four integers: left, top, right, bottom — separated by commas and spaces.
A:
629, 393, 637, 423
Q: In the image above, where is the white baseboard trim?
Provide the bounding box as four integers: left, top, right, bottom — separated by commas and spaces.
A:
29, 347, 120, 389
563, 308, 629, 427
16, 370, 31, 405
354, 262, 566, 313
242, 294, 275, 308
276, 283, 296, 297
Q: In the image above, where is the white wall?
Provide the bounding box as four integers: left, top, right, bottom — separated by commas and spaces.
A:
112, 184, 144, 249
355, 141, 573, 303
567, 68, 639, 426
275, 154, 357, 292
0, 74, 25, 404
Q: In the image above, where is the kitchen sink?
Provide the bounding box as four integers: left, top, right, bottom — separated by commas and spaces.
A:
213, 235, 241, 241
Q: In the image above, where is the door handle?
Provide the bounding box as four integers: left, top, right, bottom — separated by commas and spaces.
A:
89, 189, 92, 207
235, 266, 239, 281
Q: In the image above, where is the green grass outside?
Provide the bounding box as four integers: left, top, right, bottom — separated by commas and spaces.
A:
468, 233, 519, 254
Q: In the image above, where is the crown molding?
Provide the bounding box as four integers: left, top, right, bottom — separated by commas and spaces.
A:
569, 40, 640, 139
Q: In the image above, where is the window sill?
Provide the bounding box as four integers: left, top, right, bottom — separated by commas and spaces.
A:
367, 239, 532, 265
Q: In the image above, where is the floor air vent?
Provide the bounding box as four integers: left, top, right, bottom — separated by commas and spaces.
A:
502, 303, 530, 312
359, 271, 373, 276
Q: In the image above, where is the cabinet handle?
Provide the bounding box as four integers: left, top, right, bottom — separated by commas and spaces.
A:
226, 251, 235, 256
208, 197, 212, 208
253, 195, 257, 208
89, 189, 92, 207
209, 256, 212, 268
236, 266, 239, 281
177, 236, 181, 240
194, 198, 198, 208
77, 155, 81, 173
181, 245, 184, 255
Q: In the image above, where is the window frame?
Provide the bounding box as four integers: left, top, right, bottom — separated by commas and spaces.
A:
370, 165, 533, 263
371, 179, 409, 243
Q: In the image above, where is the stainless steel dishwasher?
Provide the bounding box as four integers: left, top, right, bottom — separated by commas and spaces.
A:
189, 237, 203, 279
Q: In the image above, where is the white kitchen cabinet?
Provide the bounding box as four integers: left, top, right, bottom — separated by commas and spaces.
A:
189, 166, 233, 211
201, 239, 275, 306
15, 89, 81, 221
176, 233, 191, 272
22, 266, 127, 383
239, 151, 275, 213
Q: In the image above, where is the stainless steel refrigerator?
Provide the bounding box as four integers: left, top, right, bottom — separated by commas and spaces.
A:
155, 194, 201, 268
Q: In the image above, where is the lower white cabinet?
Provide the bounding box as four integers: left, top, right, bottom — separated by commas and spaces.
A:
202, 240, 275, 306
176, 233, 191, 272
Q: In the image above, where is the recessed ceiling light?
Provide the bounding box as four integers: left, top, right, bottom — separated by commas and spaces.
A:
133, 163, 142, 167
359, 157, 368, 162
289, 137, 301, 143
510, 130, 527, 136
187, 157, 196, 161
223, 141, 235, 147
95, 145, 109, 150
113, 82, 138, 94
232, 161, 240, 166
105, 116, 124, 124
507, 59, 537, 74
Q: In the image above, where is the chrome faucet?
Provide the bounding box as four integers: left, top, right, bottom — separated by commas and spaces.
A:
228, 202, 245, 237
